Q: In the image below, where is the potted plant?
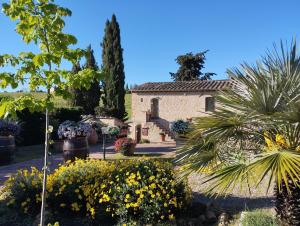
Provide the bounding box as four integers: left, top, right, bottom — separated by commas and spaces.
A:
171, 119, 190, 147
114, 137, 136, 156
58, 120, 92, 162
159, 132, 166, 142
0, 120, 20, 164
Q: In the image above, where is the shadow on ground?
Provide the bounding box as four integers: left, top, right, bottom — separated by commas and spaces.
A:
193, 192, 274, 213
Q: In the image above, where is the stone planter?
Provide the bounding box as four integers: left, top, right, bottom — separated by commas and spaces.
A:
0, 135, 15, 165
88, 128, 98, 145
63, 137, 89, 162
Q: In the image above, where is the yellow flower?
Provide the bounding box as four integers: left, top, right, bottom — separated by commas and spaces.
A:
125, 203, 130, 208
169, 214, 174, 220
276, 134, 288, 147
135, 190, 140, 194
75, 189, 80, 193
60, 203, 66, 207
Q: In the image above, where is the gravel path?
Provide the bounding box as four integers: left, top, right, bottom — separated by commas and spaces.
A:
189, 173, 275, 213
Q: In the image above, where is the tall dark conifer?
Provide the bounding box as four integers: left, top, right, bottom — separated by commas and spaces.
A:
70, 45, 100, 114
101, 14, 126, 119
70, 62, 83, 107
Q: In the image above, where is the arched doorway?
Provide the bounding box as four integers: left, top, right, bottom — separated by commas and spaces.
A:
151, 98, 159, 119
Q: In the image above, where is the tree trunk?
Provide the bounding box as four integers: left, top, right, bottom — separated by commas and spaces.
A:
275, 178, 300, 226
40, 107, 49, 226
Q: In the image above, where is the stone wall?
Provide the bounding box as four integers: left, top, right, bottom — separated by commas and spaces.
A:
131, 91, 217, 125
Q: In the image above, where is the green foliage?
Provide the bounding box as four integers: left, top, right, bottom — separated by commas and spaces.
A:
107, 160, 192, 224
170, 51, 215, 81
70, 45, 101, 114
241, 211, 278, 226
15, 108, 45, 146
2, 167, 43, 215
175, 41, 300, 224
0, 0, 104, 117
2, 159, 191, 224
101, 14, 126, 119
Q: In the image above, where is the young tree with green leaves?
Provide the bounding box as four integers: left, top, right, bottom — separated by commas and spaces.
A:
0, 1, 103, 225
69, 61, 83, 106
175, 41, 300, 225
170, 51, 215, 81
101, 14, 126, 119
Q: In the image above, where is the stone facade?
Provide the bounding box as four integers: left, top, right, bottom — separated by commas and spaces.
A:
129, 91, 217, 143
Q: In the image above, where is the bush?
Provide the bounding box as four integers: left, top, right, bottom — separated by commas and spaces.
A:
2, 167, 43, 214
106, 160, 192, 224
52, 107, 83, 123
114, 138, 136, 156
47, 159, 114, 219
139, 139, 150, 144
15, 109, 45, 146
241, 211, 278, 226
2, 159, 191, 225
171, 120, 190, 135
107, 126, 120, 136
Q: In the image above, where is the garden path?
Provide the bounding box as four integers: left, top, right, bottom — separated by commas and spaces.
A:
0, 143, 176, 186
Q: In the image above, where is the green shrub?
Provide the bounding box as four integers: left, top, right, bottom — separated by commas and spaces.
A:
47, 159, 114, 218
16, 108, 45, 146
241, 211, 278, 226
2, 159, 191, 224
139, 139, 150, 144
2, 167, 43, 214
106, 160, 192, 224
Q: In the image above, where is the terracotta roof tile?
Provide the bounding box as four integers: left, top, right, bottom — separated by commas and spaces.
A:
131, 80, 232, 92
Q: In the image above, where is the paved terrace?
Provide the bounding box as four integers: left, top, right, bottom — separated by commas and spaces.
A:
0, 143, 176, 185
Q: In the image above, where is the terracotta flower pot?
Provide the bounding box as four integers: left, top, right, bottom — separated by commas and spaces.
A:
63, 137, 89, 162
88, 128, 98, 145
0, 135, 15, 165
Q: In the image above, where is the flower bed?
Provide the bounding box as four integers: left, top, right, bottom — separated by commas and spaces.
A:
2, 159, 191, 225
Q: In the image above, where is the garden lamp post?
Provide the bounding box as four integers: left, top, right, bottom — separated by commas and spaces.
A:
101, 127, 109, 160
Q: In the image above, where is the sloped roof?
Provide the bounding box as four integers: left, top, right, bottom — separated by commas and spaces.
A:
131, 80, 232, 93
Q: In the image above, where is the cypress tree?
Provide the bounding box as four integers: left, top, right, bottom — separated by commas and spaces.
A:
70, 62, 83, 107
101, 14, 126, 119
70, 45, 101, 114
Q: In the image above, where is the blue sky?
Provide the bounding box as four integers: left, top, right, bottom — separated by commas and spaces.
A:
1, 0, 300, 91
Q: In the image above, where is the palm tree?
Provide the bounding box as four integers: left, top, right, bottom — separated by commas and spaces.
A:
175, 41, 300, 225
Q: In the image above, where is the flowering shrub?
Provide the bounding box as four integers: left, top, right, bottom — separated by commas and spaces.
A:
114, 138, 136, 156
57, 120, 92, 139
3, 159, 191, 224
171, 120, 190, 135
3, 167, 43, 214
107, 126, 120, 136
106, 160, 192, 224
47, 159, 114, 218
0, 119, 20, 136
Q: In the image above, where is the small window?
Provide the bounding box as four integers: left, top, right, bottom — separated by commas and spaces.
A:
205, 97, 215, 112
140, 98, 143, 102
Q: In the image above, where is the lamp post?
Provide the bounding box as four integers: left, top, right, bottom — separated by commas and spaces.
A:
101, 127, 109, 160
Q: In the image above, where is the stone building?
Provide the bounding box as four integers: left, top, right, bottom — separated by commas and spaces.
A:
129, 80, 232, 143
